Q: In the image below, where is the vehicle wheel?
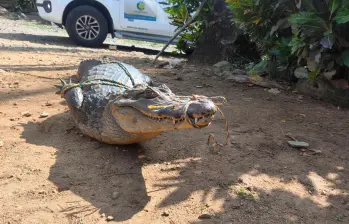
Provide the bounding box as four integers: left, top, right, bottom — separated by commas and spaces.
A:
65, 5, 108, 48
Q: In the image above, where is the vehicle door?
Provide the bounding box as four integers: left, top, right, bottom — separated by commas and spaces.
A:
119, 0, 172, 36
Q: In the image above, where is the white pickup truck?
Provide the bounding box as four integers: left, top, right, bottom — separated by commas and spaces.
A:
35, 0, 178, 47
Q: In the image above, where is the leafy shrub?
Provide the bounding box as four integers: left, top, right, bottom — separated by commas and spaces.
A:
288, 0, 349, 81
164, 0, 214, 54
227, 0, 349, 82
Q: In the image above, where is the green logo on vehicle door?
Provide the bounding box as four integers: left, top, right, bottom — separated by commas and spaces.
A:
137, 1, 145, 11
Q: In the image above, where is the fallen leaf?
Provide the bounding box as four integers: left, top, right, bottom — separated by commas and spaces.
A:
287, 140, 310, 148
161, 212, 169, 217
198, 214, 213, 219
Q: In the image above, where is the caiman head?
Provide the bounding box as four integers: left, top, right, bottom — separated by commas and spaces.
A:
111, 84, 224, 134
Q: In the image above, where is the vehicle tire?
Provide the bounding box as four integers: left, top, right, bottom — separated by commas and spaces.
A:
65, 5, 108, 48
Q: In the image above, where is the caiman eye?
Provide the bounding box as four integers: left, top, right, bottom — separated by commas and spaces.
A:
144, 87, 159, 98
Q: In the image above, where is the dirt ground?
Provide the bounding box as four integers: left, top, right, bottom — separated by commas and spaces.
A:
1, 16, 349, 224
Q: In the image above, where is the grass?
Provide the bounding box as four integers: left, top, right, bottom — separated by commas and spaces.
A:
235, 186, 260, 201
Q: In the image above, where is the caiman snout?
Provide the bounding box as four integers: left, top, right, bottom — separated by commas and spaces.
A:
186, 100, 217, 117
185, 99, 218, 128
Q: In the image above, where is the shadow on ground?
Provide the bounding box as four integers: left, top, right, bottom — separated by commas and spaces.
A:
0, 64, 78, 72
18, 108, 349, 223
0, 33, 186, 57
20, 112, 150, 221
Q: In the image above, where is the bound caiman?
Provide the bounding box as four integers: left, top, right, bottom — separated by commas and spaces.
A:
56, 59, 225, 145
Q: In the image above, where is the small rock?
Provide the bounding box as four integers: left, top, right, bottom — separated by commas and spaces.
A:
287, 141, 309, 148
268, 88, 281, 94
198, 214, 213, 219
226, 75, 250, 83
106, 216, 114, 221
0, 140, 3, 147
212, 61, 233, 75
111, 192, 120, 199
231, 201, 241, 209
0, 6, 8, 15
39, 112, 49, 118
238, 178, 244, 183
101, 213, 106, 218
21, 111, 32, 117
45, 102, 53, 106
299, 114, 306, 118
164, 58, 182, 69
139, 155, 151, 161
161, 212, 169, 217
321, 190, 328, 196
337, 166, 345, 172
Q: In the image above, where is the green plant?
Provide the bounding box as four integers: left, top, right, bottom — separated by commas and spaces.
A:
226, 0, 296, 53
227, 0, 349, 82
288, 0, 349, 81
16, 0, 36, 12
164, 0, 214, 53
235, 186, 260, 200
226, 0, 297, 77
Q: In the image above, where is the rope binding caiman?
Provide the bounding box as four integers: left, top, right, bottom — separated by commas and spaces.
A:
56, 70, 229, 153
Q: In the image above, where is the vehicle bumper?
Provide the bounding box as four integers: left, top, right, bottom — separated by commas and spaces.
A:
36, 0, 64, 24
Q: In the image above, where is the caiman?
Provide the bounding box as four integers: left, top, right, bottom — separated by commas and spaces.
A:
56, 59, 226, 145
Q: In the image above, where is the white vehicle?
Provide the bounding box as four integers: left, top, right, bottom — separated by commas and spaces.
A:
35, 0, 177, 47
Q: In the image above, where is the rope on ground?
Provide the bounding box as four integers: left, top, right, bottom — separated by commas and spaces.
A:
183, 96, 229, 154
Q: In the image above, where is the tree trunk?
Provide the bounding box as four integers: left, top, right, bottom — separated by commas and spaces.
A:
188, 0, 258, 65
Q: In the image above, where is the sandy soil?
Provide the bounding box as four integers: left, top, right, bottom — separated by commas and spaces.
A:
1, 16, 349, 224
